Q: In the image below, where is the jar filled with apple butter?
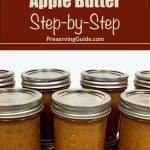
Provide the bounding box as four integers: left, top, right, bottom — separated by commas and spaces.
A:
21, 69, 70, 150
0, 70, 15, 88
0, 88, 43, 150
51, 89, 111, 150
134, 70, 150, 89
80, 70, 128, 149
118, 90, 150, 150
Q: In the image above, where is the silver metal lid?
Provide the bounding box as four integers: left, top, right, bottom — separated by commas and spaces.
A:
51, 89, 111, 120
0, 88, 43, 119
134, 71, 150, 88
21, 69, 70, 89
81, 70, 128, 89
0, 70, 15, 87
119, 90, 150, 120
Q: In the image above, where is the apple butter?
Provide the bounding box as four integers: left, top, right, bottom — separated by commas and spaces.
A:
51, 89, 111, 150
0, 88, 43, 150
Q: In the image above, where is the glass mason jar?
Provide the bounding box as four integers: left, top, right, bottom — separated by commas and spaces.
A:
21, 69, 70, 149
51, 89, 111, 150
134, 70, 150, 89
0, 70, 15, 88
0, 88, 43, 150
80, 70, 128, 149
118, 90, 150, 150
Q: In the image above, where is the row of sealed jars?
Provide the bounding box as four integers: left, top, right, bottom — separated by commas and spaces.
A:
0, 69, 150, 150
0, 88, 150, 150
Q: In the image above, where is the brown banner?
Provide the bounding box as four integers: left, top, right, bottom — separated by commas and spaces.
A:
0, 0, 150, 50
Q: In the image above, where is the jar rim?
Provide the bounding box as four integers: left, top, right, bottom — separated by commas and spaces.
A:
21, 69, 70, 89
119, 90, 150, 120
0, 70, 15, 87
0, 88, 43, 119
52, 88, 111, 120
134, 70, 150, 88
81, 69, 128, 89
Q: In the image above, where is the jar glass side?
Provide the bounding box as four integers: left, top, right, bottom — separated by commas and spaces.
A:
40, 90, 54, 142
81, 85, 126, 141
54, 115, 108, 150
118, 114, 150, 150
36, 86, 70, 146
104, 89, 125, 141
0, 114, 41, 150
